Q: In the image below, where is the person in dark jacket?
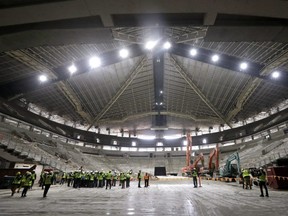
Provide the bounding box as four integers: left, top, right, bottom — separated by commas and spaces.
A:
192, 168, 198, 188
258, 168, 269, 197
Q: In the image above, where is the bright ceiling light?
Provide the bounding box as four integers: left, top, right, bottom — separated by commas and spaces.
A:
202, 138, 207, 144
68, 64, 77, 74
156, 142, 163, 146
190, 48, 197, 56
163, 41, 171, 49
240, 62, 248, 70
272, 71, 280, 79
145, 41, 158, 50
39, 75, 48, 82
119, 49, 129, 58
138, 135, 156, 140
89, 56, 101, 69
211, 54, 219, 62
160, 90, 163, 94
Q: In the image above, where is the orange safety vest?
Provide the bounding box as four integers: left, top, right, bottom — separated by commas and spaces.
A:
144, 175, 149, 180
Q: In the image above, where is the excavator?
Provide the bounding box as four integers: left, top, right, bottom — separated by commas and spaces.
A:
181, 133, 204, 175
208, 144, 219, 176
221, 152, 241, 178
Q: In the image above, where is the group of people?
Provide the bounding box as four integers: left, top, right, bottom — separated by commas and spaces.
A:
190, 166, 269, 198
10, 170, 53, 198
241, 167, 269, 197
57, 169, 150, 190
10, 169, 151, 198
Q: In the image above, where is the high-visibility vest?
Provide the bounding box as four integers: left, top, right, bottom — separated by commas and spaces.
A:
13, 175, 22, 185
243, 169, 249, 177
259, 172, 266, 182
106, 172, 112, 180
192, 171, 198, 177
22, 175, 32, 187
120, 173, 126, 181
31, 173, 36, 180
144, 175, 149, 180
44, 174, 53, 185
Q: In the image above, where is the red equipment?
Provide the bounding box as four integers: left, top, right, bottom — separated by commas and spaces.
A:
208, 144, 219, 172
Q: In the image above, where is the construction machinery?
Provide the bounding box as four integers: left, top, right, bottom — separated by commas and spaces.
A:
181, 133, 204, 175
221, 152, 241, 178
208, 144, 219, 175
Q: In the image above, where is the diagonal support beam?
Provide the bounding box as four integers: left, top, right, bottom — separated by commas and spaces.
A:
226, 50, 288, 122
172, 28, 207, 43
97, 111, 219, 125
6, 50, 93, 124
57, 81, 93, 124
170, 54, 232, 128
112, 29, 144, 44
87, 55, 147, 130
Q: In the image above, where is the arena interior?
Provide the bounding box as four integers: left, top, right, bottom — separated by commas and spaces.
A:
0, 1, 288, 215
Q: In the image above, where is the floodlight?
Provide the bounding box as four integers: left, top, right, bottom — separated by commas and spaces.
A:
39, 75, 48, 82
240, 62, 248, 70
68, 64, 77, 74
145, 41, 157, 50
119, 49, 129, 58
190, 48, 197, 56
163, 41, 171, 49
272, 71, 280, 79
211, 54, 219, 62
89, 56, 101, 69
202, 138, 207, 144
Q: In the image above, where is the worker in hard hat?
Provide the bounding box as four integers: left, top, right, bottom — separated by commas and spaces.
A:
137, 170, 142, 188
11, 172, 22, 196
192, 168, 198, 188
258, 167, 269, 197
242, 168, 251, 189
105, 170, 112, 190
30, 170, 37, 190
43, 171, 54, 198
21, 171, 33, 197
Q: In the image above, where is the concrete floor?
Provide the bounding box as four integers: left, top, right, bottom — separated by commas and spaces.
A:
0, 180, 287, 216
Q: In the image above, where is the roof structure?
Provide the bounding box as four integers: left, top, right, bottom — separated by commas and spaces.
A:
0, 0, 288, 138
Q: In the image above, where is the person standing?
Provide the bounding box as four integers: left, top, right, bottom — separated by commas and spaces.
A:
112, 172, 117, 187
243, 168, 251, 189
105, 170, 112, 190
126, 171, 131, 188
192, 168, 198, 188
120, 172, 126, 189
258, 168, 269, 197
137, 170, 142, 188
30, 170, 37, 189
43, 171, 54, 198
144, 173, 150, 187
11, 172, 22, 196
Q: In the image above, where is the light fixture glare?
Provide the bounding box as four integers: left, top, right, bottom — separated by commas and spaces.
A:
89, 57, 101, 69
190, 48, 197, 56
119, 49, 129, 58
211, 55, 219, 62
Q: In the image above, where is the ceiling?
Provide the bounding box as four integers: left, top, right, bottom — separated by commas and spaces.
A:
0, 0, 288, 138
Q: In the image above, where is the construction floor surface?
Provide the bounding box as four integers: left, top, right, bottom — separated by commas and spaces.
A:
0, 180, 287, 216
